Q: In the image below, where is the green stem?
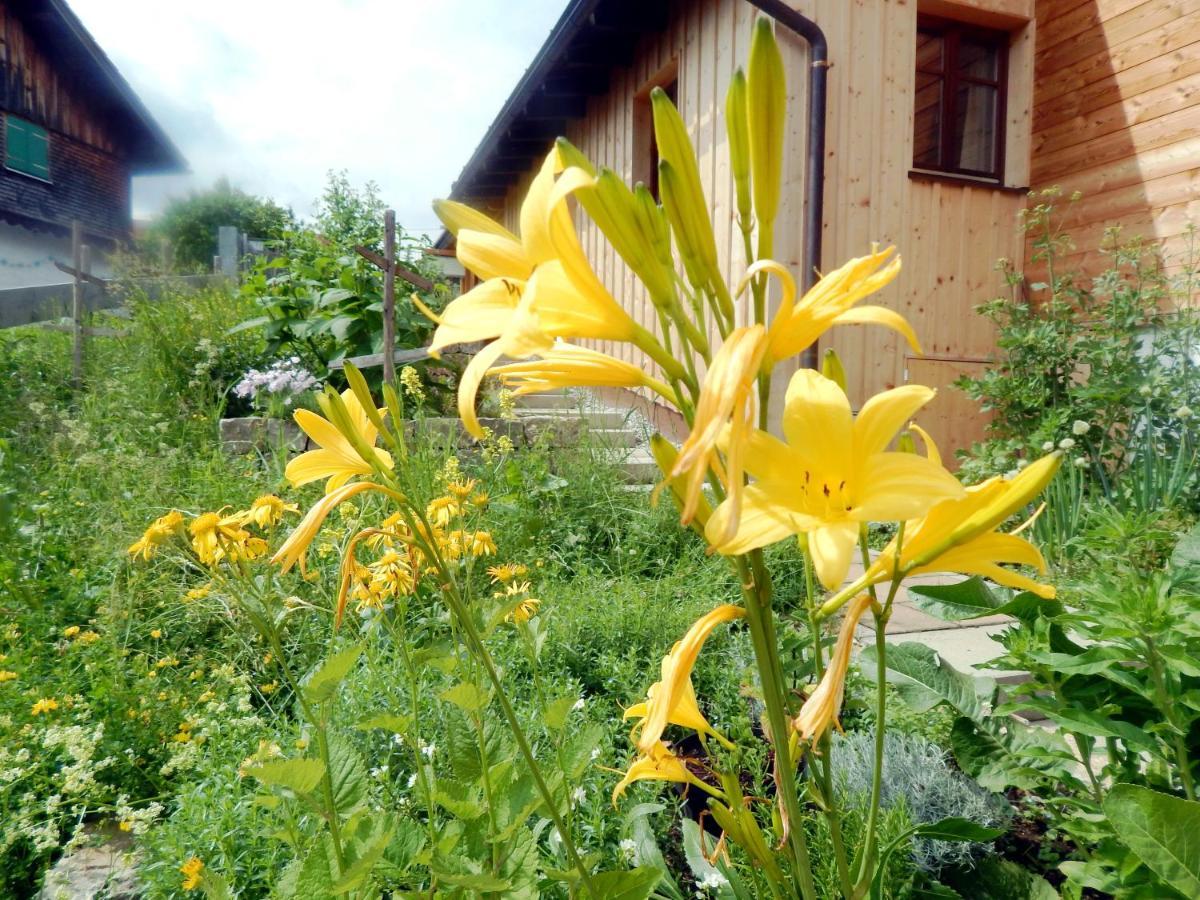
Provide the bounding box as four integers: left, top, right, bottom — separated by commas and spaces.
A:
738, 553, 818, 900
1145, 636, 1196, 800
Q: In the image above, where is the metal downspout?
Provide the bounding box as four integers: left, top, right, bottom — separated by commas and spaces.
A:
745, 0, 829, 371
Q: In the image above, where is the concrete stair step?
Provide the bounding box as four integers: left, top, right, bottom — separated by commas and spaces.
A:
614, 448, 659, 484
518, 408, 633, 429
514, 391, 578, 409
588, 427, 642, 449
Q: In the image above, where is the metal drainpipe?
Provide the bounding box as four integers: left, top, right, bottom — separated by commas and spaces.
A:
745, 0, 829, 372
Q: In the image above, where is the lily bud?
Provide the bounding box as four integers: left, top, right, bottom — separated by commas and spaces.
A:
658, 160, 709, 290
649, 433, 712, 531
821, 349, 847, 392
747, 18, 786, 246
896, 431, 917, 455
725, 68, 752, 229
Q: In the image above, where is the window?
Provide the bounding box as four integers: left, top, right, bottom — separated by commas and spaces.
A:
913, 18, 1007, 181
5, 115, 50, 181
633, 62, 678, 200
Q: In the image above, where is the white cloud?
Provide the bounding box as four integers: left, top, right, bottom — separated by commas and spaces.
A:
69, 0, 566, 231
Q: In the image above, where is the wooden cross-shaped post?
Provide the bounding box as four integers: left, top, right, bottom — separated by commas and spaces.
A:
354, 209, 435, 384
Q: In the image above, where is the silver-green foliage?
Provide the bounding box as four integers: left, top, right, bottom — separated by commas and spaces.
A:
832, 730, 1010, 874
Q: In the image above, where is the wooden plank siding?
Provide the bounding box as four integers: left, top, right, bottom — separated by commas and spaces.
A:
1029, 0, 1200, 277
483, 0, 1035, 458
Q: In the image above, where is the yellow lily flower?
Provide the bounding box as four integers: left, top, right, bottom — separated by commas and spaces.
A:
671, 325, 767, 539
794, 593, 873, 742
705, 369, 964, 590
490, 343, 675, 402
611, 741, 696, 805
272, 481, 385, 576
636, 604, 745, 755
433, 149, 643, 438
286, 389, 392, 493
624, 657, 718, 743
754, 247, 918, 365
128, 510, 184, 560
861, 452, 1062, 600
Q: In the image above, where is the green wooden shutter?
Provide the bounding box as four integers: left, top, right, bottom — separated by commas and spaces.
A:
5, 115, 49, 180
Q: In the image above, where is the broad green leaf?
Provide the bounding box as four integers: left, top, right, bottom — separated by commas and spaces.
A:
908, 577, 1060, 622
1103, 783, 1200, 896
226, 315, 272, 335
440, 682, 490, 712
625, 804, 684, 899
682, 819, 734, 898
1158, 645, 1200, 678
1171, 524, 1200, 572
434, 779, 485, 821
247, 758, 325, 795
1036, 706, 1157, 752
330, 822, 392, 893
913, 817, 1004, 843
544, 694, 580, 730
327, 736, 368, 816
432, 871, 513, 890
355, 713, 412, 734
862, 641, 994, 720
586, 867, 664, 900
303, 644, 363, 705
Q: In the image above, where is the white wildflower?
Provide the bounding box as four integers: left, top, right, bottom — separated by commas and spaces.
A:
1071, 419, 1090, 435
1041, 441, 1054, 452
697, 870, 730, 893
571, 786, 586, 805
1176, 405, 1194, 421
1058, 437, 1076, 451
1074, 457, 1088, 468
572, 697, 586, 712
619, 838, 639, 864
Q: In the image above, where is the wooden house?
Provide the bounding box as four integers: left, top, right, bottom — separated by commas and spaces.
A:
440, 0, 1199, 457
0, 0, 184, 288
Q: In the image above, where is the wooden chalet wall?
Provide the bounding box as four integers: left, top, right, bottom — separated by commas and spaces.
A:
1029, 0, 1200, 277
0, 3, 129, 240
488, 0, 1037, 456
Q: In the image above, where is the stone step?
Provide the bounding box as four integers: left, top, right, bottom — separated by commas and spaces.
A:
615, 448, 659, 484
588, 427, 642, 449
514, 391, 578, 409
518, 408, 633, 429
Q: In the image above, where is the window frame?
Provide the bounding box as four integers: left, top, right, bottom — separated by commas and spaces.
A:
633, 60, 679, 201
4, 114, 51, 182
912, 14, 1009, 183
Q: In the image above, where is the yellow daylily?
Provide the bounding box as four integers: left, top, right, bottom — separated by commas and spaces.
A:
624, 657, 718, 743
611, 741, 697, 805
794, 593, 873, 742
433, 149, 645, 438
490, 343, 675, 402
128, 510, 185, 560
753, 247, 918, 365
636, 604, 745, 755
858, 451, 1062, 601
272, 482, 387, 576
705, 369, 964, 590
671, 325, 767, 538
286, 389, 392, 493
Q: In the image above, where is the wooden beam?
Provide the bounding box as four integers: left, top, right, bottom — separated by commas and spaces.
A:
354, 246, 435, 292
54, 260, 107, 289
329, 345, 432, 372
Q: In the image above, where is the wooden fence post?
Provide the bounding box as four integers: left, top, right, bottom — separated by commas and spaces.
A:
383, 209, 396, 385
70, 221, 83, 389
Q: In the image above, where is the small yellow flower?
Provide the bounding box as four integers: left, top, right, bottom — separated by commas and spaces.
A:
189, 511, 252, 567
118, 820, 133, 832
508, 597, 541, 624
487, 563, 528, 584
128, 510, 185, 561
240, 494, 299, 529
0, 670, 17, 683
468, 531, 497, 557
183, 585, 211, 603
446, 478, 478, 499
31, 697, 58, 716
62, 626, 80, 638
150, 629, 163, 640
470, 491, 490, 508
426, 496, 461, 528
260, 682, 278, 695
179, 857, 203, 891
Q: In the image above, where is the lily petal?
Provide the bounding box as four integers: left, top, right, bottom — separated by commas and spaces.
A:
853, 384, 936, 460
457, 228, 533, 282
809, 520, 860, 591
834, 305, 922, 355
854, 452, 964, 522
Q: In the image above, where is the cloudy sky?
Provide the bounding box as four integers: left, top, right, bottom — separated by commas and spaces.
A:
70, 0, 566, 233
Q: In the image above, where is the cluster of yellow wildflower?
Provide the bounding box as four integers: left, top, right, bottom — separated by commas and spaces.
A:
128, 495, 298, 568
31, 697, 58, 716
179, 857, 203, 892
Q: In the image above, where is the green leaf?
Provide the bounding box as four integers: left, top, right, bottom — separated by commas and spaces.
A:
586, 867, 664, 900
1103, 783, 1200, 896
440, 682, 490, 712
544, 694, 580, 731
227, 315, 272, 335
862, 641, 994, 720
908, 577, 1060, 622
432, 871, 512, 890
434, 779, 485, 821
1171, 525, 1200, 573
303, 644, 363, 705
942, 856, 1058, 899
355, 713, 411, 734
913, 817, 1005, 843
247, 758, 326, 795
327, 736, 368, 816
682, 819, 734, 898
330, 821, 392, 893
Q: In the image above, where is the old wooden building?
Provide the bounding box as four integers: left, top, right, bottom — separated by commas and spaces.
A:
0, 0, 184, 288
441, 0, 1199, 457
